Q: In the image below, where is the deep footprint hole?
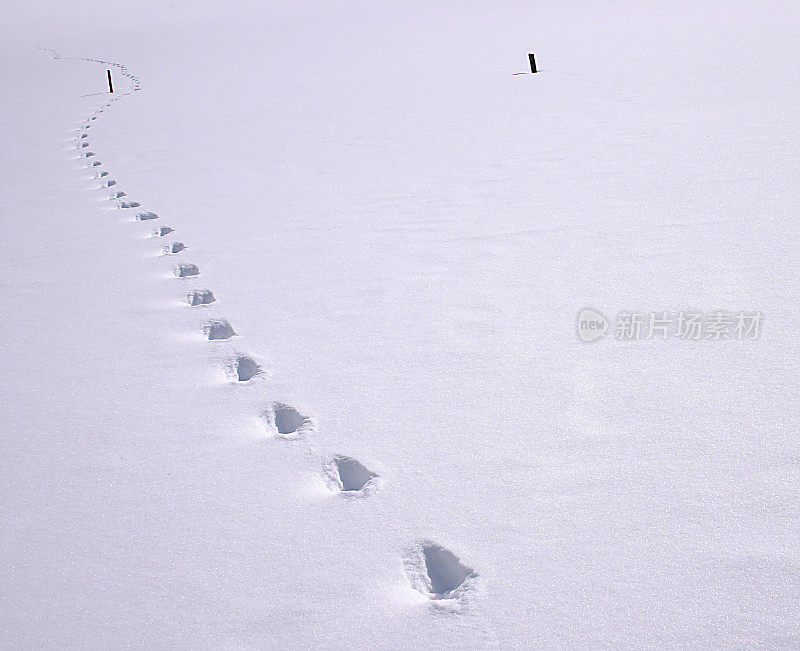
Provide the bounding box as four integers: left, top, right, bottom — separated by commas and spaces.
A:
420, 543, 475, 599
175, 263, 199, 278
331, 455, 377, 492
186, 289, 215, 306
234, 355, 260, 381
203, 319, 235, 340
270, 403, 309, 436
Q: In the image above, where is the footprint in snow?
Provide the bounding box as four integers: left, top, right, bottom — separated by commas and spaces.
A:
227, 354, 261, 381
110, 191, 126, 199
104, 180, 116, 187
163, 241, 186, 254
119, 201, 140, 208
324, 455, 378, 495
261, 402, 313, 439
404, 541, 477, 602
84, 152, 95, 158
174, 263, 199, 278
152, 225, 174, 237
203, 318, 235, 340
90, 161, 102, 167
186, 289, 214, 306
136, 211, 158, 221
80, 142, 90, 148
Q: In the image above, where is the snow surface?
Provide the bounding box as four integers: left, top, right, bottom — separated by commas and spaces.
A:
2, 0, 800, 647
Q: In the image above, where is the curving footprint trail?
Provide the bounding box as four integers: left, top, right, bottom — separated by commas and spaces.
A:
52, 48, 478, 610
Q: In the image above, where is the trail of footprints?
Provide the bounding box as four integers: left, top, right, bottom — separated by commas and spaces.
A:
62, 51, 476, 607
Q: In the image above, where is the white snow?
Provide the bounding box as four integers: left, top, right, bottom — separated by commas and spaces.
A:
2, 0, 800, 647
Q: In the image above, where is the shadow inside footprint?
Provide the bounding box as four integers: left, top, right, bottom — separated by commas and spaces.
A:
174, 263, 199, 277
232, 355, 260, 381
203, 319, 235, 340
153, 226, 174, 237
136, 212, 158, 221
405, 541, 477, 601
119, 201, 140, 208
326, 455, 377, 493
275, 404, 305, 434
262, 402, 312, 438
186, 289, 214, 306
164, 241, 185, 254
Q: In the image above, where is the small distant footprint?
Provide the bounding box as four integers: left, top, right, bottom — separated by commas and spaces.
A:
104, 179, 116, 187
136, 211, 158, 221
84, 152, 95, 158
228, 354, 261, 381
163, 241, 186, 254
91, 161, 102, 167
174, 263, 199, 277
404, 541, 477, 602
324, 455, 378, 494
119, 201, 140, 208
186, 289, 214, 306
96, 171, 109, 178
80, 142, 90, 148
111, 191, 126, 199
153, 226, 174, 237
262, 402, 313, 438
80, 133, 88, 139
203, 318, 235, 340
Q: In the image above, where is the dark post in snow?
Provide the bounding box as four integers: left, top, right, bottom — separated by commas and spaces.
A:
528, 53, 538, 74
107, 69, 114, 93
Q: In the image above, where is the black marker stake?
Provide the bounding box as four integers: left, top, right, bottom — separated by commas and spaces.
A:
528, 53, 537, 73
107, 69, 113, 93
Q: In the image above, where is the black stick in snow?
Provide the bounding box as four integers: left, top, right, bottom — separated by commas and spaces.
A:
528, 53, 537, 74
107, 69, 113, 93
